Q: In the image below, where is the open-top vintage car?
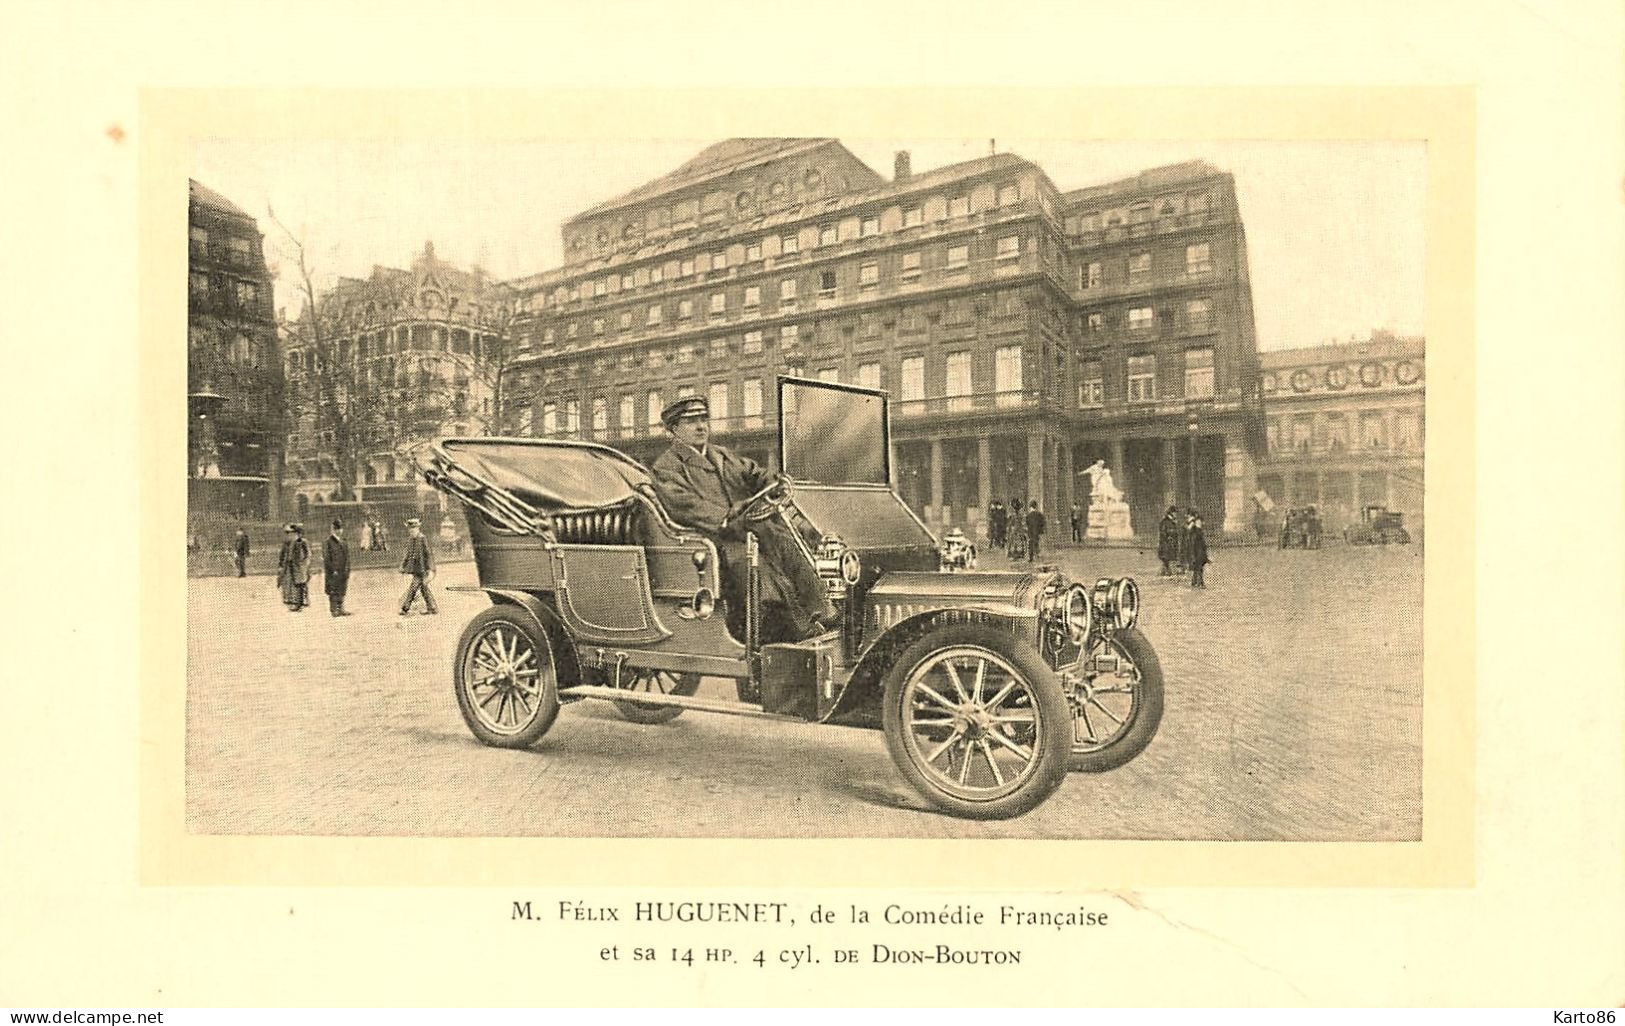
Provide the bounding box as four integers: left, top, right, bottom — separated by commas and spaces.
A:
420, 377, 1164, 819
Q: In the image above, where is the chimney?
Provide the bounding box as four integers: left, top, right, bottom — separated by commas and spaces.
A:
894, 150, 911, 182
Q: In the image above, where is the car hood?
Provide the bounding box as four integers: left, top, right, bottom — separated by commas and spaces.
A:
866, 569, 1056, 610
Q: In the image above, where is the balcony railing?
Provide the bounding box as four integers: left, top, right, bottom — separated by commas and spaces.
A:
893, 389, 1041, 418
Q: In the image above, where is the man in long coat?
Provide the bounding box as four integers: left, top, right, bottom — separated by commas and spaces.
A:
323, 518, 352, 617
988, 499, 1006, 549
1188, 513, 1210, 589
398, 518, 438, 615
651, 396, 836, 644
1157, 505, 1181, 576
233, 527, 251, 578
276, 523, 310, 612
1023, 500, 1046, 563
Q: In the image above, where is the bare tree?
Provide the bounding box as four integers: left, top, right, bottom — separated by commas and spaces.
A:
266, 212, 387, 502
470, 283, 533, 438
267, 214, 526, 499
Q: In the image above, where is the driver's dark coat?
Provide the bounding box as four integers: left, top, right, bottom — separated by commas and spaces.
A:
651, 440, 834, 634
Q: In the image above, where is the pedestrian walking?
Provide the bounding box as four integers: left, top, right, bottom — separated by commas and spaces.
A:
988, 499, 1007, 549
1189, 514, 1210, 589
323, 518, 352, 617
398, 518, 438, 615
276, 523, 311, 612
1024, 500, 1046, 562
1157, 505, 1181, 576
233, 526, 251, 578
1069, 502, 1083, 543
1177, 509, 1194, 573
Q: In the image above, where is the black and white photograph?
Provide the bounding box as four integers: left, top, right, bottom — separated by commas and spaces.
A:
184, 135, 1428, 838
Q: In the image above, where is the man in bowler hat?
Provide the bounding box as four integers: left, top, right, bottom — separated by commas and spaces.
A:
399, 518, 438, 615
1023, 500, 1046, 562
323, 518, 352, 616
650, 395, 835, 643
233, 526, 251, 578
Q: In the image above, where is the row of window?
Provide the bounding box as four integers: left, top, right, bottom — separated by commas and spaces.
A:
565, 176, 1029, 260
1074, 349, 1216, 407
531, 343, 1034, 437
285, 326, 501, 370
189, 226, 257, 265
1083, 297, 1215, 337
189, 327, 267, 369
1063, 188, 1216, 236
1079, 243, 1213, 291
1266, 410, 1423, 454
1262, 360, 1423, 393
536, 233, 1030, 334
190, 271, 265, 309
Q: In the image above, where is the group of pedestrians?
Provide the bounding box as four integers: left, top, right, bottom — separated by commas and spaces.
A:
986, 497, 1050, 562
1157, 505, 1210, 588
273, 518, 439, 617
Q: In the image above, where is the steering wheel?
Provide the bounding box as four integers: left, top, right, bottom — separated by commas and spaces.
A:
733, 478, 794, 524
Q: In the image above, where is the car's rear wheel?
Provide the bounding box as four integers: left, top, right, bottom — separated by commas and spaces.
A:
1066, 627, 1164, 773
881, 624, 1069, 820
454, 605, 560, 748
613, 670, 702, 724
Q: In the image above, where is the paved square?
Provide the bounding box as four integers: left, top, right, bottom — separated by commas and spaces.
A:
186, 541, 1422, 839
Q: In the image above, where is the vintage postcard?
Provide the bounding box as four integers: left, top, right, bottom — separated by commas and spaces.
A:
6, 2, 1622, 1003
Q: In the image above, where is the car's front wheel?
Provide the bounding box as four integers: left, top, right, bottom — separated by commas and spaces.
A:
881, 624, 1070, 820
1066, 627, 1164, 772
454, 605, 560, 748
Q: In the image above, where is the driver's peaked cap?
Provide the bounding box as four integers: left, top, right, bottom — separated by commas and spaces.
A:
660, 396, 709, 428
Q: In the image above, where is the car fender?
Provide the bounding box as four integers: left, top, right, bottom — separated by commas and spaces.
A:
480, 588, 585, 692
822, 605, 1037, 728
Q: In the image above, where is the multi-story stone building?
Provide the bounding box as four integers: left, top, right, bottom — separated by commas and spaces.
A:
505, 139, 1265, 537
1255, 332, 1425, 537
188, 179, 284, 521
281, 241, 515, 516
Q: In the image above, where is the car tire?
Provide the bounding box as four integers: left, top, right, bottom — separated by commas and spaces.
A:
1066, 627, 1165, 773
453, 604, 561, 749
613, 671, 702, 725
880, 623, 1070, 820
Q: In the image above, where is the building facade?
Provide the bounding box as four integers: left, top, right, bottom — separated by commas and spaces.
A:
281, 241, 515, 516
188, 180, 284, 521
1254, 333, 1425, 537
505, 140, 1265, 537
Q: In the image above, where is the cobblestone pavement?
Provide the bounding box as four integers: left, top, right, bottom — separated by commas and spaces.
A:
186, 540, 1422, 839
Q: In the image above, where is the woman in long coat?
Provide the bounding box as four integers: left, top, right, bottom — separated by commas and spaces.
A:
1157, 506, 1181, 575
277, 524, 311, 611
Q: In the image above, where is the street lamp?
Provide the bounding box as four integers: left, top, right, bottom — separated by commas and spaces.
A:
1187, 414, 1199, 509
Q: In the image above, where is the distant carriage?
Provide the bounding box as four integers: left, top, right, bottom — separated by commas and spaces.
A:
1343, 505, 1411, 546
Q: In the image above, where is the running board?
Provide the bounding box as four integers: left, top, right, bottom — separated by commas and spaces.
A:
558, 685, 806, 722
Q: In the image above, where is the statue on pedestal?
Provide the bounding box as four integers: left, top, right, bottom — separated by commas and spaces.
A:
1081, 460, 1135, 540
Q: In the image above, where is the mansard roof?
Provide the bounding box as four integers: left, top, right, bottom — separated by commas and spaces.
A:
189, 179, 253, 220
568, 138, 841, 222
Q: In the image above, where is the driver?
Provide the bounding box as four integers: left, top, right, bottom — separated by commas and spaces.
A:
650, 396, 837, 644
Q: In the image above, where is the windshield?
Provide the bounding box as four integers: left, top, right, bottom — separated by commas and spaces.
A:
778, 377, 889, 486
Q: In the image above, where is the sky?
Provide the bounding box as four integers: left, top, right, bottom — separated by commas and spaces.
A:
191, 138, 1425, 352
